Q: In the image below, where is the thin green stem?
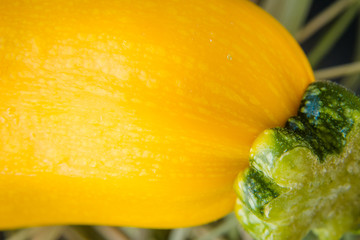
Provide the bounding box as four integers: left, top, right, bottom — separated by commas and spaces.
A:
308, 1, 360, 68
296, 0, 356, 43
314, 62, 360, 79
341, 14, 360, 90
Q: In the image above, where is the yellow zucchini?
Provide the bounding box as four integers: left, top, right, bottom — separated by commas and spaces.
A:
0, 0, 313, 229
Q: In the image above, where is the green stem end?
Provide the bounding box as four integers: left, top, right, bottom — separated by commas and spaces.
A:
234, 81, 360, 240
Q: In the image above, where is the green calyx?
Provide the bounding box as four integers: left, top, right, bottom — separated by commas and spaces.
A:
234, 81, 360, 240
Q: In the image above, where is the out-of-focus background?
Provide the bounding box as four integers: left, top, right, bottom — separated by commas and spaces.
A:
1, 0, 360, 239
278, 0, 360, 95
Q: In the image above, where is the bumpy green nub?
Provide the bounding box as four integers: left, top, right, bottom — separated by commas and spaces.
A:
234, 81, 360, 240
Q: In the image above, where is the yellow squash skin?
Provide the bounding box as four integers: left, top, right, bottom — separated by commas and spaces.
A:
0, 0, 314, 229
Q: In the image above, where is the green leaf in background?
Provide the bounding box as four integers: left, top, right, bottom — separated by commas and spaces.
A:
296, 0, 357, 43
307, 0, 360, 68
261, 0, 313, 35
341, 15, 360, 90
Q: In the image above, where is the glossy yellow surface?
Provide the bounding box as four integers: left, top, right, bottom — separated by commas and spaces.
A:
0, 0, 314, 229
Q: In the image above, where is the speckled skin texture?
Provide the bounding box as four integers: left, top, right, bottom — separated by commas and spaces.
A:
0, 0, 314, 229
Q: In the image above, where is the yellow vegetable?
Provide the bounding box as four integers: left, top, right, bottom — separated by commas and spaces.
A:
0, 0, 314, 229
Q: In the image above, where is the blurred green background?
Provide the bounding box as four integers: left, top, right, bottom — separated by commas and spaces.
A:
1, 0, 360, 239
